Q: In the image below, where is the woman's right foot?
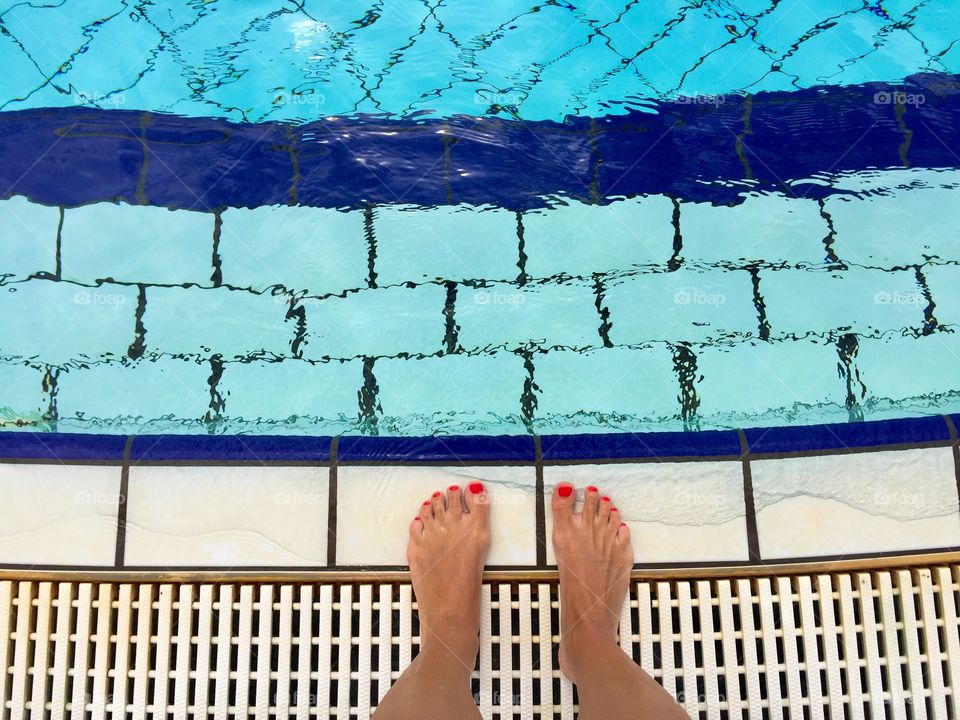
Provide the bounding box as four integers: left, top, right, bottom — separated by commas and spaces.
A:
552, 483, 635, 683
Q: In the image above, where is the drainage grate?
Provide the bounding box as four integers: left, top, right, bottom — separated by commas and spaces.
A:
1, 567, 958, 718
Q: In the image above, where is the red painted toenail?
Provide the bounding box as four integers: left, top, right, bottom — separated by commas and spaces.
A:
469, 482, 484, 494
587, 485, 598, 493
414, 516, 421, 522
432, 491, 441, 498
601, 495, 610, 502
620, 522, 627, 528
611, 507, 618, 512
422, 501, 431, 506
449, 485, 459, 491
558, 485, 573, 498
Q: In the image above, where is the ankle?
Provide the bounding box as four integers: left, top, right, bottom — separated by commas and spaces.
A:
561, 625, 619, 668
422, 624, 480, 668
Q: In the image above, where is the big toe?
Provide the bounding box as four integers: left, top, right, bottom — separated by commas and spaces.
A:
464, 481, 490, 525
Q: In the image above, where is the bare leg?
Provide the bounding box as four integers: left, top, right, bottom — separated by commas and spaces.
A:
552, 483, 690, 720
374, 482, 490, 720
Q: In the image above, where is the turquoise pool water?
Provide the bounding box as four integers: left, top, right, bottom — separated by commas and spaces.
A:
1, 1, 960, 437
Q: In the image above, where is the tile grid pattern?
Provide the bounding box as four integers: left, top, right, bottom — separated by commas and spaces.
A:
4, 188, 960, 435
3, 415, 960, 571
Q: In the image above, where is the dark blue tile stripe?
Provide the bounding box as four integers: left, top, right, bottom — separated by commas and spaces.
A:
1, 415, 954, 464
2, 72, 958, 211
539, 428, 743, 461
338, 435, 536, 463
0, 432, 128, 461
744, 415, 951, 455
129, 434, 332, 463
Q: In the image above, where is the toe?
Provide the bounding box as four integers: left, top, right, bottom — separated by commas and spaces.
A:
608, 507, 622, 534
583, 485, 600, 516
430, 491, 446, 521
598, 495, 612, 524
419, 499, 435, 524
552, 483, 576, 525
617, 521, 631, 544
447, 485, 463, 520
464, 481, 490, 525
409, 516, 424, 541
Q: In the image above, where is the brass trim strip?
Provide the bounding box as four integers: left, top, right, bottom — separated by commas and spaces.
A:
2, 550, 958, 584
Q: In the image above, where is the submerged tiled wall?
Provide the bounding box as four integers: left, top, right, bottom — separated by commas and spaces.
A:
2, 171, 960, 435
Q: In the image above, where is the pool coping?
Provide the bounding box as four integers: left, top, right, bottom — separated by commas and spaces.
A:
3, 414, 959, 576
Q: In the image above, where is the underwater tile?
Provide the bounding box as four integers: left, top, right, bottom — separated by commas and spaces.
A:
125, 466, 329, 566
605, 269, 757, 344
522, 196, 674, 278
218, 206, 368, 295
61, 203, 215, 286
680, 194, 827, 265
0, 196, 59, 281
374, 205, 520, 285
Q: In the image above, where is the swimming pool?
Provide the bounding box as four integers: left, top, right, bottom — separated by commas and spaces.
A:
2, 0, 960, 438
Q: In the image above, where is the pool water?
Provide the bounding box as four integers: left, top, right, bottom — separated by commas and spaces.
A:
1, 1, 960, 437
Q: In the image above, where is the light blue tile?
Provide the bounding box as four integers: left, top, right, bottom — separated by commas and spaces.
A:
523, 196, 673, 278
695, 339, 847, 426
0, 363, 45, 424
143, 286, 294, 359
219, 358, 362, 430
762, 268, 926, 337
925, 264, 960, 327
0, 279, 137, 364
827, 188, 960, 266
374, 205, 519, 285
303, 284, 447, 359
681, 194, 827, 265
456, 281, 602, 352
605, 269, 757, 344
56, 357, 211, 426
856, 332, 960, 410
0, 197, 59, 281
373, 352, 528, 435
61, 203, 215, 285
218, 205, 368, 294
532, 346, 680, 433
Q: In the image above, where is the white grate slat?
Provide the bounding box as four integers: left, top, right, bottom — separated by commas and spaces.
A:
899, 568, 928, 717
295, 584, 314, 720
194, 584, 214, 718
171, 584, 193, 720
150, 584, 175, 720
757, 578, 785, 720
676, 581, 699, 718
479, 583, 493, 719
356, 584, 373, 719
857, 573, 886, 715
877, 571, 909, 720
518, 583, 534, 720
317, 583, 334, 715
939, 566, 960, 719
110, 583, 133, 720
498, 583, 515, 718
277, 584, 295, 720
696, 580, 720, 720
130, 583, 153, 720
28, 582, 52, 720
11, 581, 33, 720
234, 585, 255, 720
918, 568, 949, 719
212, 585, 233, 720
716, 580, 744, 717
776, 576, 804, 718
50, 582, 73, 720
90, 583, 112, 719
376, 584, 392, 706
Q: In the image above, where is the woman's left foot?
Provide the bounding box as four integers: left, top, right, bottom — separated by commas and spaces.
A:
408, 482, 491, 669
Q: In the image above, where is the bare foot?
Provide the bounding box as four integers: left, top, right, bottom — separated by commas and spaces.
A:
552, 483, 634, 683
407, 481, 491, 669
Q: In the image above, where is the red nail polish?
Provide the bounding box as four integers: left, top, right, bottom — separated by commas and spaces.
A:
587, 485, 598, 493
611, 507, 618, 512
422, 501, 431, 506
601, 495, 610, 502
414, 516, 421, 522
469, 482, 484, 494
432, 491, 441, 498
620, 522, 627, 528
448, 485, 459, 491
558, 485, 573, 498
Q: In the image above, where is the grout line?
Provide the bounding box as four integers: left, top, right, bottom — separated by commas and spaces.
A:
944, 415, 960, 518
592, 273, 613, 348
54, 207, 64, 280
738, 429, 761, 563
515, 210, 528, 286
535, 436, 546, 568
747, 265, 771, 341
127, 284, 147, 360
114, 435, 136, 568
328, 436, 339, 567
914, 265, 939, 335
364, 206, 378, 289
667, 196, 683, 271
442, 281, 459, 354
211, 209, 223, 287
